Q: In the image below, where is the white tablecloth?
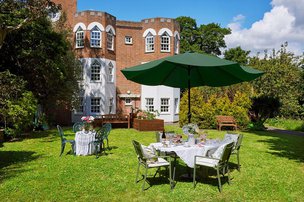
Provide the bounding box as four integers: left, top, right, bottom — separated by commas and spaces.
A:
150, 142, 220, 168
75, 130, 96, 156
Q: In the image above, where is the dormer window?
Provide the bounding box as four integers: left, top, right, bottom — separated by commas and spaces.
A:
107, 29, 114, 50
90, 26, 101, 48
76, 27, 84, 48
161, 32, 170, 52
145, 32, 154, 52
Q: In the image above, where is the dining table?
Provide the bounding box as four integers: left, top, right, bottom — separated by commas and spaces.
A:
75, 130, 96, 156
150, 141, 221, 168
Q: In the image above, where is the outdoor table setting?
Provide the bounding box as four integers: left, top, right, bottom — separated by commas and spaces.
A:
150, 137, 221, 168
74, 116, 97, 156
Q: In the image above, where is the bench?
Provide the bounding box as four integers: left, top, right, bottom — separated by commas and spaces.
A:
216, 115, 237, 131
94, 114, 130, 128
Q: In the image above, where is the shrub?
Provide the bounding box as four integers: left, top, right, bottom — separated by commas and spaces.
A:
179, 88, 251, 129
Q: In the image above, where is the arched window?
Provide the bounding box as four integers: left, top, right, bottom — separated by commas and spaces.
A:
90, 26, 101, 48
76, 26, 84, 48
160, 32, 170, 52
107, 29, 114, 50
145, 32, 155, 52
108, 62, 114, 82
91, 60, 101, 81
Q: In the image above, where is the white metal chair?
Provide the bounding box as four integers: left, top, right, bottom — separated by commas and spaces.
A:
193, 142, 234, 192
132, 140, 174, 191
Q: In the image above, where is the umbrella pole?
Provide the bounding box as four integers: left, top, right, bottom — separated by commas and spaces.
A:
188, 67, 191, 123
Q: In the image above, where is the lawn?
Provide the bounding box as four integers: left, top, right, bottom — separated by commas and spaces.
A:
266, 118, 304, 132
0, 126, 304, 201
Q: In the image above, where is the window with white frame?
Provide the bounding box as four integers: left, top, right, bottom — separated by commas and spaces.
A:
107, 29, 114, 50
91, 60, 101, 81
125, 36, 132, 44
90, 26, 101, 48
76, 27, 84, 48
160, 98, 169, 113
125, 98, 132, 105
108, 62, 114, 82
161, 32, 170, 52
145, 98, 154, 112
76, 97, 84, 113
174, 98, 179, 114
109, 97, 113, 113
91, 97, 101, 113
174, 35, 179, 54
145, 32, 154, 52
77, 59, 84, 80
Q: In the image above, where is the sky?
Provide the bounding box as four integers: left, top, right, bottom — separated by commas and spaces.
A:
78, 0, 304, 56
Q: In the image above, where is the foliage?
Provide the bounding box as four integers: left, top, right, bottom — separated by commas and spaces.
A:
0, 71, 37, 136
0, 127, 303, 201
224, 46, 251, 65
249, 96, 281, 130
250, 43, 304, 118
0, 0, 59, 47
176, 16, 231, 55
179, 88, 251, 129
266, 118, 304, 132
0, 17, 81, 113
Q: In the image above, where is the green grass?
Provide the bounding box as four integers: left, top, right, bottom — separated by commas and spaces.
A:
266, 118, 304, 132
1, 126, 304, 201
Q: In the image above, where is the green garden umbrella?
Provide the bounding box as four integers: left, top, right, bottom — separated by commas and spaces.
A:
121, 52, 263, 123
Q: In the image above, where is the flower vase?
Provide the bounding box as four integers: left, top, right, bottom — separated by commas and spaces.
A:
187, 134, 195, 146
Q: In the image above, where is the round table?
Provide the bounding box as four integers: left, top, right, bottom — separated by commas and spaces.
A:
75, 130, 96, 156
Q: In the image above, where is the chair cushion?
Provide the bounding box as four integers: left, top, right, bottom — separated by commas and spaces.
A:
211, 141, 232, 159
195, 157, 219, 168
223, 134, 239, 145
147, 157, 170, 168
141, 145, 158, 163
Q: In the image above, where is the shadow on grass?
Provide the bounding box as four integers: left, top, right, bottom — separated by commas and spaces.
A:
252, 130, 304, 162
0, 150, 41, 182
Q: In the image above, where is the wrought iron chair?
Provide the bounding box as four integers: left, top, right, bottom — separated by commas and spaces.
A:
193, 142, 234, 192
57, 125, 75, 156
93, 123, 112, 158
72, 122, 84, 133
132, 140, 174, 191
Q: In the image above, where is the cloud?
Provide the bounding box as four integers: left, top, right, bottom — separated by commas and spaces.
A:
225, 0, 304, 56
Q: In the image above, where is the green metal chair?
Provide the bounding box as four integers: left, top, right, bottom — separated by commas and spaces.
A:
232, 134, 243, 171
193, 142, 234, 192
72, 122, 84, 133
93, 123, 112, 158
132, 140, 174, 191
57, 125, 75, 156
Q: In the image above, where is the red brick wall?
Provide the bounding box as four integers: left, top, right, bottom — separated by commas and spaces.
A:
115, 18, 179, 114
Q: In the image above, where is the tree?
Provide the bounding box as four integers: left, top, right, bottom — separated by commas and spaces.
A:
197, 23, 231, 55
0, 17, 80, 116
250, 43, 304, 117
176, 16, 231, 55
0, 0, 59, 48
0, 71, 37, 136
224, 46, 250, 65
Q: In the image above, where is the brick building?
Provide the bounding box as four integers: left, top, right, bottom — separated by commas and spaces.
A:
51, 0, 180, 123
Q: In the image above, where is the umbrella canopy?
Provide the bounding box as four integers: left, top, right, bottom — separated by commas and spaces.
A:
121, 52, 263, 123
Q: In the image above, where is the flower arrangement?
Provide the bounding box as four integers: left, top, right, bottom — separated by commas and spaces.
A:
81, 116, 95, 131
136, 109, 159, 120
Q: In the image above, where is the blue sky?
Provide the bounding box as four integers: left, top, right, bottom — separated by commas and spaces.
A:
77, 0, 304, 55
77, 0, 271, 28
